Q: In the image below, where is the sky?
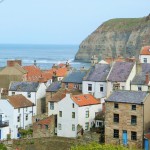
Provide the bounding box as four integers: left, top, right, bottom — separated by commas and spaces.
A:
0, 0, 150, 45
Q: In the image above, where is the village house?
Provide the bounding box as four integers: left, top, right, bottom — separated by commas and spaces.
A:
107, 62, 136, 97
105, 90, 150, 149
82, 63, 110, 99
131, 63, 150, 92
33, 115, 56, 138
8, 81, 46, 115
139, 46, 150, 63
46, 81, 61, 113
0, 60, 27, 90
57, 93, 101, 138
62, 70, 87, 91
0, 94, 35, 139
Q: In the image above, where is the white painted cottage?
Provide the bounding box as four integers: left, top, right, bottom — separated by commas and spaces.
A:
57, 93, 101, 138
107, 62, 136, 97
0, 94, 35, 139
139, 46, 150, 63
8, 81, 46, 115
82, 63, 110, 99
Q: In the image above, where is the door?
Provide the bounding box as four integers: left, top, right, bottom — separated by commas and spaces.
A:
0, 115, 2, 124
123, 130, 128, 145
144, 139, 149, 150
0, 130, 1, 139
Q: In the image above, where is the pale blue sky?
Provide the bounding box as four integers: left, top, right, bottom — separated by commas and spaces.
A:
0, 0, 150, 44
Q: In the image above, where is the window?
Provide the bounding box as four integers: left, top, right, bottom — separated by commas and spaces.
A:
114, 103, 119, 109
131, 115, 137, 125
132, 105, 136, 110
144, 58, 147, 63
131, 131, 137, 140
58, 124, 61, 130
113, 129, 119, 138
122, 86, 125, 90
114, 114, 119, 123
88, 84, 92, 91
26, 114, 28, 121
72, 112, 75, 118
72, 124, 75, 131
45, 125, 48, 130
85, 122, 89, 130
72, 103, 74, 108
65, 83, 68, 88
17, 116, 20, 122
59, 111, 62, 117
27, 92, 31, 98
138, 86, 142, 91
113, 83, 120, 90
50, 102, 54, 110
74, 84, 79, 89
100, 85, 104, 92
12, 92, 15, 95
85, 111, 89, 118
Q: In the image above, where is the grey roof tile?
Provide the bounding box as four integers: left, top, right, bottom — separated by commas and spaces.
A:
106, 90, 147, 104
62, 70, 87, 83
83, 64, 110, 82
107, 62, 134, 82
46, 81, 61, 92
9, 81, 39, 92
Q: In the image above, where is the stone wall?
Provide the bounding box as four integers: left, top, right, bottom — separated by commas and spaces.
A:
105, 101, 143, 149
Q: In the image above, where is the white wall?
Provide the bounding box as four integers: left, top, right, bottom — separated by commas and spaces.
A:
0, 127, 9, 140
82, 81, 95, 95
131, 85, 148, 91
140, 55, 150, 63
48, 102, 58, 116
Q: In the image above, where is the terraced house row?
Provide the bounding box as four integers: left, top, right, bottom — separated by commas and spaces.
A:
0, 46, 150, 149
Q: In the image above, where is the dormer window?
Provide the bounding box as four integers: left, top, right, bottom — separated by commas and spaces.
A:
144, 58, 147, 63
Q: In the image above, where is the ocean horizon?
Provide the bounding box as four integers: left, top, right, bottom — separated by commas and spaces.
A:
0, 44, 90, 70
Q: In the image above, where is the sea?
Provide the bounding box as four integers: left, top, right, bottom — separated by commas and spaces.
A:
0, 44, 90, 70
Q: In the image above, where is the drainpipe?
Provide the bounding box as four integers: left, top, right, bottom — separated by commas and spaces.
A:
23, 108, 24, 129
141, 102, 144, 149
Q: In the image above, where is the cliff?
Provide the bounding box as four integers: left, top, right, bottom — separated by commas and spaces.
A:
75, 15, 150, 62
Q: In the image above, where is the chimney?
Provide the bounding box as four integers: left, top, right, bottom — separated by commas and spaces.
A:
136, 62, 142, 74
146, 73, 149, 85
7, 60, 22, 67
38, 77, 44, 83
34, 60, 37, 66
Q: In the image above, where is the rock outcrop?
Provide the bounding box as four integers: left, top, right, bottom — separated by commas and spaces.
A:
75, 15, 150, 62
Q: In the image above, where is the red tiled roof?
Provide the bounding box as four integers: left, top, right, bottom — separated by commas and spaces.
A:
58, 63, 66, 68
49, 67, 68, 77
23, 65, 42, 82
7, 94, 33, 108
37, 116, 52, 125
42, 71, 53, 80
72, 94, 100, 107
140, 46, 150, 55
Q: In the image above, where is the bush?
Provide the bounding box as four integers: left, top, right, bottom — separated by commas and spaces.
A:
71, 142, 130, 150
0, 143, 7, 150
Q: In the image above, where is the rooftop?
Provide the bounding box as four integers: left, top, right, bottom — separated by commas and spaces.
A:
140, 46, 150, 55
46, 81, 61, 92
83, 64, 110, 82
7, 94, 33, 108
72, 94, 100, 107
62, 70, 87, 83
9, 81, 39, 92
106, 90, 148, 104
107, 62, 134, 82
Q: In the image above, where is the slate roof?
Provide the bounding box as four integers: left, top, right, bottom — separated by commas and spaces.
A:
62, 70, 87, 83
83, 64, 110, 82
131, 63, 150, 85
106, 90, 147, 104
46, 82, 61, 92
7, 94, 33, 108
9, 81, 39, 92
72, 94, 100, 107
107, 62, 134, 82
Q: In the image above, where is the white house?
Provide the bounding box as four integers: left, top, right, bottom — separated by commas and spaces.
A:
57, 93, 101, 138
82, 63, 110, 99
107, 62, 136, 97
131, 63, 150, 91
8, 81, 46, 115
139, 46, 150, 63
0, 94, 35, 139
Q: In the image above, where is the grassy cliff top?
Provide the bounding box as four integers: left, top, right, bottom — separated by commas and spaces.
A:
100, 16, 150, 31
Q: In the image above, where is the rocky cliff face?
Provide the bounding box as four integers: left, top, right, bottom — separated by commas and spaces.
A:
75, 15, 150, 62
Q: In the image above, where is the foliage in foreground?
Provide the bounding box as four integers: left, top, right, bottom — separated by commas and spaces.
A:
0, 143, 7, 150
71, 142, 130, 150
